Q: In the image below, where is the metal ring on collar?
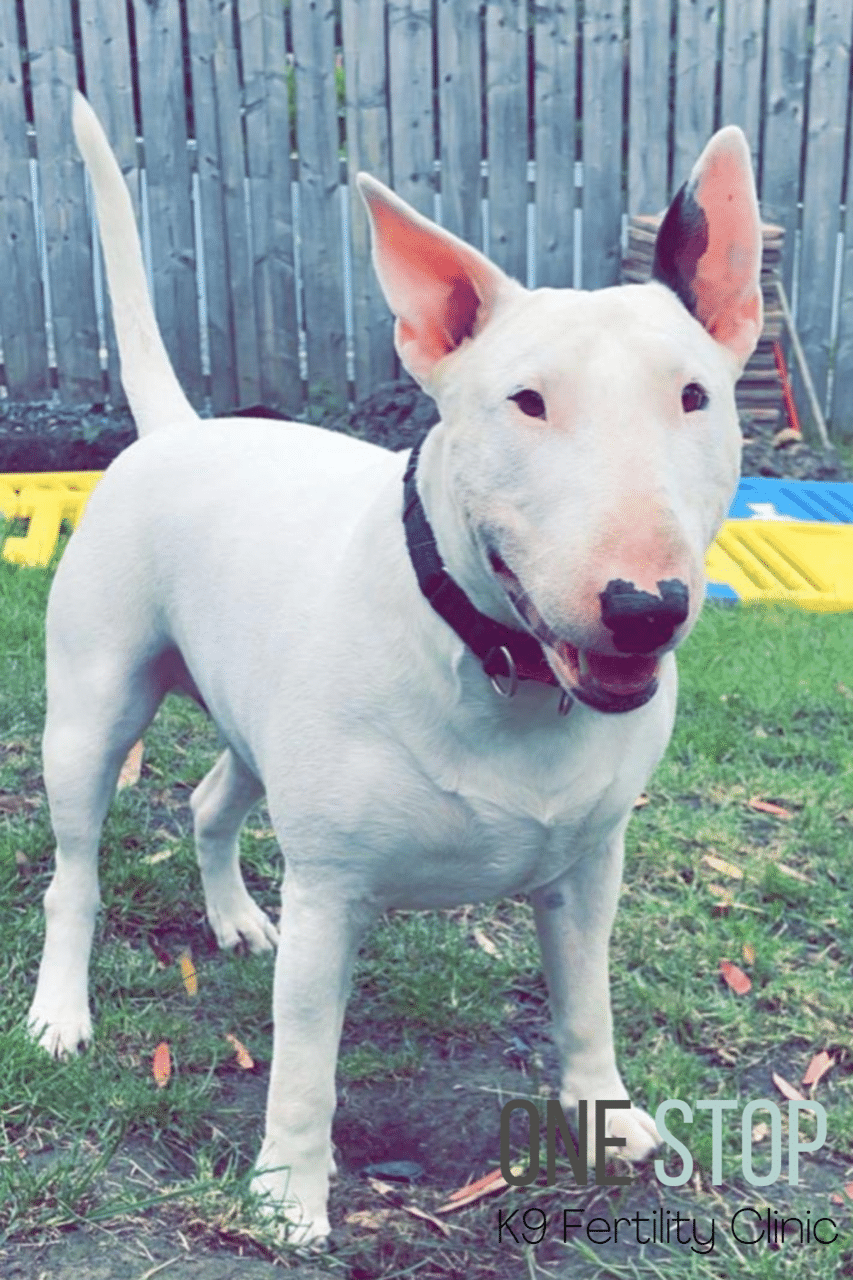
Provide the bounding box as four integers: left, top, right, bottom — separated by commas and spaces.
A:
484, 645, 519, 698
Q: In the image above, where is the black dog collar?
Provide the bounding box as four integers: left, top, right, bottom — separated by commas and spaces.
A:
401, 437, 560, 698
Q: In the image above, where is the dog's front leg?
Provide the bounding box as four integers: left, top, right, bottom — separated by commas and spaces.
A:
251, 875, 375, 1244
531, 826, 660, 1165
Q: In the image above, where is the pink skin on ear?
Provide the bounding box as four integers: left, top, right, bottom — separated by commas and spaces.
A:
690, 144, 763, 362
358, 178, 509, 385
653, 127, 763, 368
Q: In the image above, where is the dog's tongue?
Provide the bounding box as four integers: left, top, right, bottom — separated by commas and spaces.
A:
580, 650, 659, 695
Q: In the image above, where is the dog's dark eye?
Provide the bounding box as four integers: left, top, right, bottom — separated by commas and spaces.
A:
510, 389, 547, 419
682, 382, 708, 413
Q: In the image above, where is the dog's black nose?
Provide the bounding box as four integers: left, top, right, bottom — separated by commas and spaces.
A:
599, 578, 690, 653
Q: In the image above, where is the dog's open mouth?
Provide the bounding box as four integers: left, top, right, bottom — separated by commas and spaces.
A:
542, 640, 660, 714
488, 551, 660, 714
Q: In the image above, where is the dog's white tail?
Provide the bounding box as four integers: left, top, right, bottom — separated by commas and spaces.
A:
72, 92, 196, 435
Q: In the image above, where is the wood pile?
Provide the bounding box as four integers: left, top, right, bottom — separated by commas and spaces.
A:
622, 216, 785, 430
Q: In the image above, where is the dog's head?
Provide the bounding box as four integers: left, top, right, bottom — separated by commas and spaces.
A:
358, 129, 762, 713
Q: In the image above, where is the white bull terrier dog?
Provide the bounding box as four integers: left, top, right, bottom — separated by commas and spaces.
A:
29, 93, 762, 1242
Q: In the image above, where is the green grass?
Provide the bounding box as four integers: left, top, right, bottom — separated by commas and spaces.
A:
1, 556, 852, 1277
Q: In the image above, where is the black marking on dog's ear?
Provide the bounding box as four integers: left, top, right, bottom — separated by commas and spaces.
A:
651, 182, 709, 317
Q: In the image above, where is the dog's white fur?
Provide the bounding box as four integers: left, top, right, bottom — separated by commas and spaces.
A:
28, 94, 762, 1242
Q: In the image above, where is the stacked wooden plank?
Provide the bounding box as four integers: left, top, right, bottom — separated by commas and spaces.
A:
622, 216, 785, 429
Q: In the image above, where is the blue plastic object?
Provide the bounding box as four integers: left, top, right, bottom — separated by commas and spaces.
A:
728, 476, 853, 524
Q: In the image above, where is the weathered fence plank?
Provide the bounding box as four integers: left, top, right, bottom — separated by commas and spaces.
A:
628, 0, 671, 215
435, 0, 483, 248
827, 13, 853, 432
187, 0, 260, 413
292, 0, 348, 408
761, 0, 808, 299
131, 0, 204, 407
581, 1, 624, 288
388, 0, 435, 216
720, 0, 764, 159
342, 0, 394, 395
485, 0, 527, 281
796, 0, 851, 415
0, 1, 48, 397
24, 0, 101, 402
831, 164, 853, 431
672, 0, 718, 187
534, 1, 576, 288
78, 0, 139, 403
239, 0, 301, 416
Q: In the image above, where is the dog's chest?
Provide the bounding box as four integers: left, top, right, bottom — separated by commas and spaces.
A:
316, 705, 664, 909
394, 784, 613, 906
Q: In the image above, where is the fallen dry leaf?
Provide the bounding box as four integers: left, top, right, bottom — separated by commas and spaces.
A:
143, 848, 175, 866
701, 885, 732, 916
751, 1122, 770, 1143
633, 794, 649, 808
772, 1071, 805, 1103
368, 1179, 451, 1237
117, 739, 144, 790
719, 960, 752, 996
225, 1033, 255, 1070
344, 1208, 396, 1230
703, 854, 744, 880
708, 888, 735, 918
152, 1041, 171, 1089
742, 942, 756, 965
802, 1051, 834, 1088
397, 1202, 451, 1236
708, 884, 734, 910
437, 1164, 523, 1213
776, 863, 813, 885
442, 1167, 507, 1207
845, 1183, 853, 1200
747, 796, 792, 819
472, 927, 500, 958
178, 950, 198, 997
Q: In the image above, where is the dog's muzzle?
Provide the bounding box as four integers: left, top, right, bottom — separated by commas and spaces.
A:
485, 554, 666, 715
402, 441, 676, 716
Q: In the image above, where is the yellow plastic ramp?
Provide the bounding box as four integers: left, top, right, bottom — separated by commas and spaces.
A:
706, 520, 853, 611
0, 472, 102, 568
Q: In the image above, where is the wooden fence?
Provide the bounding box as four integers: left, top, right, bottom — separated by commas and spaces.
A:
2, 0, 853, 438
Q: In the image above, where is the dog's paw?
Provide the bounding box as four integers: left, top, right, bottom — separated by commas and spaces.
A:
603, 1102, 661, 1162
206, 890, 279, 953
560, 1089, 661, 1165
27, 1005, 92, 1058
250, 1169, 331, 1249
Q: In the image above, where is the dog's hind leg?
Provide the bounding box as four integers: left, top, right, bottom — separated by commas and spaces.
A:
29, 654, 167, 1057
190, 748, 278, 953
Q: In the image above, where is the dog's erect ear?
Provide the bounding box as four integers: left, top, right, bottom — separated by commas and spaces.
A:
652, 126, 763, 368
357, 175, 517, 386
